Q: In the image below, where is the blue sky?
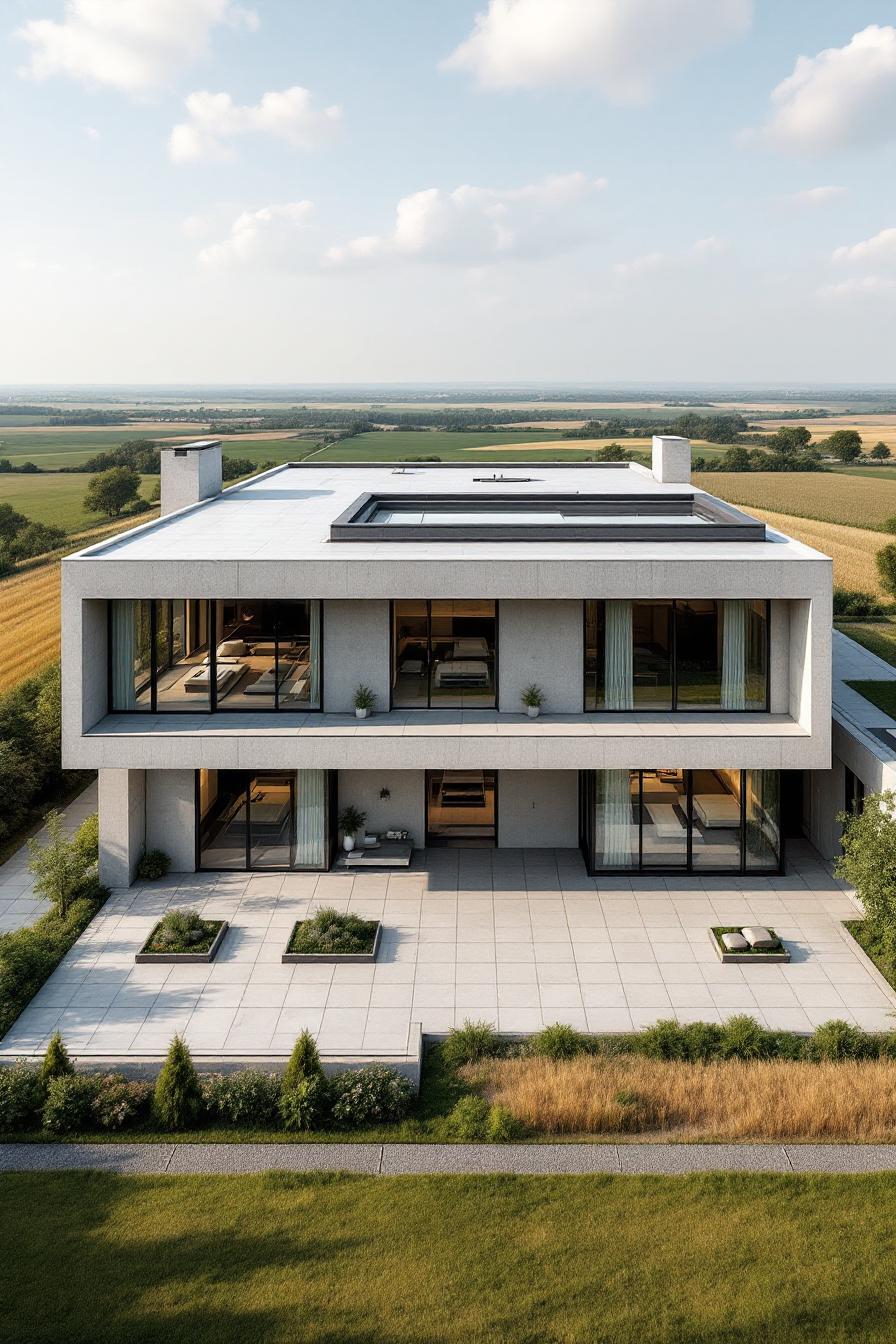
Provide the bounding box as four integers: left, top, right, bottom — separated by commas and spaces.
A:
2, 0, 896, 384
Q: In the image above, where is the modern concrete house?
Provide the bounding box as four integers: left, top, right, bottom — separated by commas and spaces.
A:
61, 437, 833, 889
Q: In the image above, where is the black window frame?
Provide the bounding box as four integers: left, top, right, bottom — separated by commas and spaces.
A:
578, 768, 784, 876
582, 598, 771, 714
389, 599, 499, 711
108, 598, 324, 714
844, 766, 865, 816
194, 768, 335, 872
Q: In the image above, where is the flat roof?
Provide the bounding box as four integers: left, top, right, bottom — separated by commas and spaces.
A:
72, 462, 830, 564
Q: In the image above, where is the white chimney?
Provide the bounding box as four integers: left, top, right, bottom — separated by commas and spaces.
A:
160, 439, 222, 516
651, 434, 691, 484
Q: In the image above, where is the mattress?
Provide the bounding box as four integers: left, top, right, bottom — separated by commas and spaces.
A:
433, 659, 490, 687
184, 662, 244, 693
452, 637, 490, 658
693, 793, 740, 828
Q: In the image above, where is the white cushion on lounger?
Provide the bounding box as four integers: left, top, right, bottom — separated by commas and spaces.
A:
217, 639, 248, 657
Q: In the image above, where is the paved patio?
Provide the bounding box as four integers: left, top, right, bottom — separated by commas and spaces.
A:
2, 841, 894, 1061
0, 781, 98, 934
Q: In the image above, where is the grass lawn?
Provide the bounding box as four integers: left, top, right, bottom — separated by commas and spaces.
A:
837, 620, 896, 669
2, 1171, 896, 1343
0, 472, 157, 532
844, 679, 896, 716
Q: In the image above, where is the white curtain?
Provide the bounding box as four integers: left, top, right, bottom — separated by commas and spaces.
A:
604, 600, 633, 710
111, 600, 137, 710
721, 599, 747, 710
597, 769, 634, 867
309, 602, 321, 708
294, 769, 326, 867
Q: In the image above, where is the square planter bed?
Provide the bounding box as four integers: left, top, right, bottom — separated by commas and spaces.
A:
710, 926, 790, 964
136, 919, 229, 964
283, 919, 382, 964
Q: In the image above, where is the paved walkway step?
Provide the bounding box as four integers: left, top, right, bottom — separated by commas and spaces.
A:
3, 1142, 896, 1176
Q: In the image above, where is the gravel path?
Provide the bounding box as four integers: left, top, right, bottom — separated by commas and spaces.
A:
5, 1142, 896, 1176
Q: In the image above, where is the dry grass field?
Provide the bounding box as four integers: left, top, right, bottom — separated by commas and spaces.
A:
694, 470, 896, 530
748, 508, 885, 594
0, 563, 60, 691
470, 1055, 896, 1140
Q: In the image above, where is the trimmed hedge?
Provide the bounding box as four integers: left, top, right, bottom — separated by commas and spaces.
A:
0, 884, 106, 1037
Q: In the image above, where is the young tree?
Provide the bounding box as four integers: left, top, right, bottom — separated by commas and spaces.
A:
768, 425, 811, 455
870, 441, 892, 460
837, 790, 896, 968
153, 1035, 203, 1130
825, 429, 863, 462
40, 1031, 74, 1086
0, 503, 28, 546
27, 810, 84, 918
877, 543, 896, 600
83, 466, 140, 518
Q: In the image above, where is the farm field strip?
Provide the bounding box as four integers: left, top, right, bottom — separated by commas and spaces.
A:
0, 563, 60, 690
694, 471, 896, 531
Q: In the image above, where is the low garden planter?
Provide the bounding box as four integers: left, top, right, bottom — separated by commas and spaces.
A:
136, 919, 229, 964
710, 925, 790, 964
283, 918, 382, 964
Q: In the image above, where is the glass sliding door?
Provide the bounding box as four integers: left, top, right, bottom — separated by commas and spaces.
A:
426, 770, 496, 846
582, 768, 782, 874
155, 599, 210, 709
675, 601, 723, 707
197, 769, 331, 870
392, 601, 497, 708
110, 599, 153, 710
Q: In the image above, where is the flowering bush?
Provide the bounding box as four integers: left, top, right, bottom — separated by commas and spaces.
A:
42, 1074, 102, 1134
92, 1076, 153, 1131
329, 1065, 413, 1126
201, 1070, 281, 1126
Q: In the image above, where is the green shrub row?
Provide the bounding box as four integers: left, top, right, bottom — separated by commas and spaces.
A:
0, 1030, 414, 1135
0, 662, 89, 846
443, 1016, 896, 1067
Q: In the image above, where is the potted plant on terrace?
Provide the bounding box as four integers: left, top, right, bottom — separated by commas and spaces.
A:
338, 804, 367, 853
354, 684, 376, 719
521, 684, 545, 719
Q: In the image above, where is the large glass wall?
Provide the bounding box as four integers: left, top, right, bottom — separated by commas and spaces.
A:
584, 600, 768, 712
582, 768, 781, 873
392, 601, 496, 708
197, 769, 331, 870
109, 599, 321, 712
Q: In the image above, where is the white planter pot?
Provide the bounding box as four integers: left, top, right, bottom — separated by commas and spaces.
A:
526, 705, 541, 718
343, 834, 355, 853
355, 707, 369, 719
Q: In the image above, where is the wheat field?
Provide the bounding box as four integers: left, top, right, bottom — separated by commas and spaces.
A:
470, 1055, 896, 1141
0, 562, 61, 691
695, 470, 896, 530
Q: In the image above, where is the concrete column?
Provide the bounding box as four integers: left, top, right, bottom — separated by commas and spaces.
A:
98, 768, 145, 888
146, 770, 197, 873
651, 435, 691, 484
160, 440, 222, 516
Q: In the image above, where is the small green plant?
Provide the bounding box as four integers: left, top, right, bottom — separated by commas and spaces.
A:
521, 684, 544, 709
280, 1074, 329, 1132
681, 1021, 724, 1063
338, 804, 367, 836
635, 1019, 689, 1061
447, 1094, 490, 1140
153, 1035, 203, 1130
329, 1065, 413, 1126
282, 1029, 324, 1091
42, 1074, 101, 1134
615, 1089, 640, 1109
353, 684, 376, 711
287, 907, 378, 956
201, 1070, 281, 1126
136, 849, 171, 881
441, 1020, 500, 1070
485, 1104, 518, 1142
92, 1076, 153, 1131
40, 1030, 74, 1086
71, 813, 99, 869
838, 791, 896, 973
27, 811, 87, 919
0, 1062, 44, 1130
146, 908, 216, 952
719, 1014, 771, 1060
809, 1019, 873, 1061
527, 1022, 589, 1060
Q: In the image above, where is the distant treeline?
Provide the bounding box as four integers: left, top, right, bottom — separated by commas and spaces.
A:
565, 413, 748, 443
58, 440, 275, 480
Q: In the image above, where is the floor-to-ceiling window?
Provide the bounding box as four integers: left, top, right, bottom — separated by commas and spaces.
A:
109, 599, 322, 712
425, 770, 497, 846
197, 769, 333, 870
392, 601, 497, 708
581, 768, 782, 873
584, 600, 768, 712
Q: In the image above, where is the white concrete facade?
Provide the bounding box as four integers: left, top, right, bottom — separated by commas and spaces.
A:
61, 454, 833, 885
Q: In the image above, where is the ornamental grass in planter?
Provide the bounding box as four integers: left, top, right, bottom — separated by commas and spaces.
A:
284, 905, 381, 963
137, 908, 228, 963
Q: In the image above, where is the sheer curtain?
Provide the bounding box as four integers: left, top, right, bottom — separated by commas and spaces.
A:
294, 769, 326, 867
309, 602, 321, 708
721, 600, 747, 710
604, 600, 634, 710
111, 600, 137, 710
596, 769, 634, 867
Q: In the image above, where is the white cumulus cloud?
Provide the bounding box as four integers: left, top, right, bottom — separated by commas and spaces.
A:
442, 0, 751, 102
169, 86, 342, 163
198, 202, 317, 269
17, 0, 258, 93
784, 185, 846, 207
614, 236, 726, 278
325, 172, 606, 268
832, 227, 896, 267
749, 25, 896, 152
